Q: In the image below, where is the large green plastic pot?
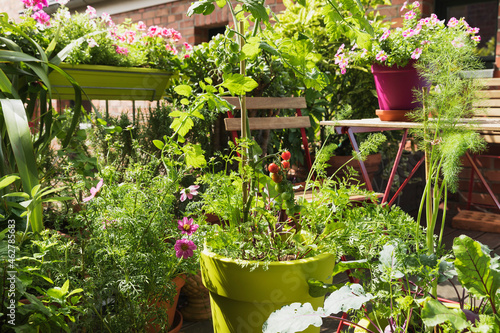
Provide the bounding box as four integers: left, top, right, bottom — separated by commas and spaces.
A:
200, 250, 336, 333
48, 63, 175, 101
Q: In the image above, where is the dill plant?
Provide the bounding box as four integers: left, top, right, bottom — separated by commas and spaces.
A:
411, 15, 487, 295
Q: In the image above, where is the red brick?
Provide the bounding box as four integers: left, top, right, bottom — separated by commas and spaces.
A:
181, 20, 195, 29
171, 4, 187, 14
484, 169, 500, 181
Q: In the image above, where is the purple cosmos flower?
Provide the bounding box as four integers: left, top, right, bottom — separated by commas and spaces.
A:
174, 239, 197, 259
180, 185, 199, 202
177, 217, 199, 236
83, 179, 104, 202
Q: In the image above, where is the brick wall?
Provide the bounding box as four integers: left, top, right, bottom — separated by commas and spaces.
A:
375, 0, 434, 27
109, 0, 285, 45
457, 145, 500, 211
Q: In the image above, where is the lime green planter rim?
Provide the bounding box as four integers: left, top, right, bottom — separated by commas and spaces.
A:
56, 63, 175, 75
201, 247, 335, 267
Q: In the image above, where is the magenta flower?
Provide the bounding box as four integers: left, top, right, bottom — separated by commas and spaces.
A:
379, 29, 390, 41
83, 179, 104, 202
101, 12, 111, 23
177, 217, 199, 236
115, 45, 129, 55
175, 239, 197, 259
402, 28, 415, 38
411, 48, 422, 60
471, 35, 481, 42
31, 10, 50, 25
400, 1, 407, 11
22, 0, 48, 10
375, 51, 388, 62
183, 42, 193, 51
137, 21, 147, 31
404, 11, 416, 20
85, 6, 97, 18
87, 38, 98, 48
447, 17, 458, 28
180, 185, 199, 202
165, 44, 178, 55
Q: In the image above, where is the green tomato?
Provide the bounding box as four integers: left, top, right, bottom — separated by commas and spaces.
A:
275, 183, 284, 193
229, 43, 240, 53
281, 192, 292, 201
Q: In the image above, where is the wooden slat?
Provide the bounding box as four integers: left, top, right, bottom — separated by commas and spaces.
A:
224, 116, 311, 131
474, 99, 500, 107
295, 189, 383, 203
223, 97, 307, 110
452, 210, 500, 233
473, 108, 500, 117
477, 78, 500, 87
477, 90, 500, 99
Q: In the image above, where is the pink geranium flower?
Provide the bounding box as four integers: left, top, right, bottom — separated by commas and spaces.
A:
115, 45, 129, 55
83, 179, 103, 202
180, 185, 199, 202
183, 42, 193, 51
137, 21, 147, 31
174, 239, 197, 259
177, 217, 199, 236
32, 10, 50, 25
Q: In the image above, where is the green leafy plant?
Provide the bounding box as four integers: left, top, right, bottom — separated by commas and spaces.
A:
9, 0, 190, 71
421, 235, 500, 332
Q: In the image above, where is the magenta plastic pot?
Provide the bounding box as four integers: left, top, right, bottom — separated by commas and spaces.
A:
371, 60, 428, 111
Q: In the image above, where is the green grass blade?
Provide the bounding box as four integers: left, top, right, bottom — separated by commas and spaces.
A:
0, 99, 42, 232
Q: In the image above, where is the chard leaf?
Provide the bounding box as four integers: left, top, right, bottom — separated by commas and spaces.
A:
421, 298, 469, 331
453, 235, 500, 302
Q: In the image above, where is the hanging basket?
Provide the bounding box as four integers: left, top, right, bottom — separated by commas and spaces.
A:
49, 63, 176, 101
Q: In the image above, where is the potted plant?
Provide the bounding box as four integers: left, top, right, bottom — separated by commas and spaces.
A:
2, 0, 192, 101
70, 130, 205, 331
330, 0, 482, 119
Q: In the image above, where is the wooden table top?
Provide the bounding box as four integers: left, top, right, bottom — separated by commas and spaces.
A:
320, 117, 500, 131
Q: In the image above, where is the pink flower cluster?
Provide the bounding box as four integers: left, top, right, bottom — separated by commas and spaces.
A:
175, 216, 199, 258
335, 0, 482, 73
22, 0, 47, 10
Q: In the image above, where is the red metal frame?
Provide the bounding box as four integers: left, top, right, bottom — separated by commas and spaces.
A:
465, 153, 500, 211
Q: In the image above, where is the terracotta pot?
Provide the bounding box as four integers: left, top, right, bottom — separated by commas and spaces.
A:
375, 109, 413, 122
146, 275, 185, 333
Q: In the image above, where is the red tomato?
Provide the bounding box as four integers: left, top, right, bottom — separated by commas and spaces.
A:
268, 163, 280, 173
281, 160, 290, 169
281, 151, 291, 161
